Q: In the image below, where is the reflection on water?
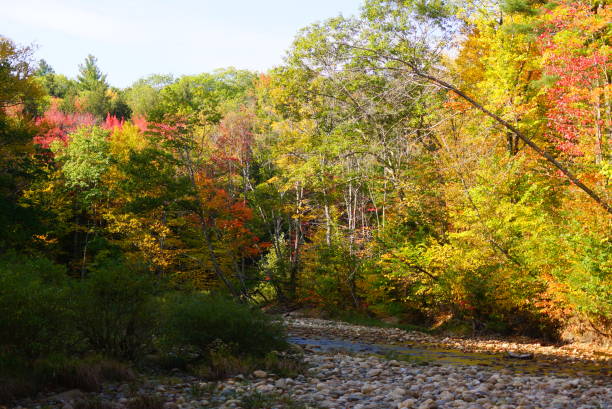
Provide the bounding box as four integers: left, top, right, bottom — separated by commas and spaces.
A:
288, 336, 610, 378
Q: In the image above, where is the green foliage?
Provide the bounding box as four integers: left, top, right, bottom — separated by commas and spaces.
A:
258, 234, 293, 299
77, 54, 108, 92
501, 0, 540, 15
0, 0, 610, 377
36, 67, 76, 99
0, 37, 47, 252
560, 233, 611, 323
79, 86, 112, 118
300, 238, 360, 311
0, 37, 45, 109
108, 89, 132, 119
154, 68, 256, 121
52, 125, 112, 203
0, 115, 44, 251
58, 90, 79, 113
160, 294, 288, 357
74, 257, 159, 359
125, 74, 173, 117
0, 253, 76, 359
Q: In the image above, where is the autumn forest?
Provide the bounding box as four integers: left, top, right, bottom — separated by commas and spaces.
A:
0, 0, 610, 402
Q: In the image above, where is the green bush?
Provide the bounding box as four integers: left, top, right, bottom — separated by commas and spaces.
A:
0, 353, 34, 403
75, 258, 158, 359
0, 253, 77, 359
160, 294, 288, 357
299, 238, 360, 311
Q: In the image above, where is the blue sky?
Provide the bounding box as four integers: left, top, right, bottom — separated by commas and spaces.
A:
1, 0, 361, 87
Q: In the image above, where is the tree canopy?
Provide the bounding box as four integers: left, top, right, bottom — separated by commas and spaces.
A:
0, 0, 610, 343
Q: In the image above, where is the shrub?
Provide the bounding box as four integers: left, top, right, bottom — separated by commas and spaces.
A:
75, 258, 158, 359
0, 253, 77, 359
192, 343, 252, 380
0, 354, 35, 404
299, 237, 360, 311
160, 294, 288, 357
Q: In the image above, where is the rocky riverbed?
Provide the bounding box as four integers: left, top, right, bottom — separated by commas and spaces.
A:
287, 317, 611, 363
10, 317, 612, 409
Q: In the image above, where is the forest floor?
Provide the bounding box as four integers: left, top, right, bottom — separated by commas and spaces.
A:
11, 316, 612, 409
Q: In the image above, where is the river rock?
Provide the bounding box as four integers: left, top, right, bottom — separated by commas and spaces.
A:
361, 383, 375, 394
15, 317, 610, 409
399, 398, 417, 408
391, 387, 406, 399
253, 370, 267, 378
367, 368, 382, 377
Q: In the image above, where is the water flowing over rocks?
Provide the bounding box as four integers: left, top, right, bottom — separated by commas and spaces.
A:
287, 317, 611, 364
12, 317, 611, 409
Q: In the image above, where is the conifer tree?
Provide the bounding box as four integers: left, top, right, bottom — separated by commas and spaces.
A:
77, 54, 108, 92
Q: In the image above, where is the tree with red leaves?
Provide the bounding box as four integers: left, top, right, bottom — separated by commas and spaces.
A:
34, 104, 96, 148
538, 1, 610, 165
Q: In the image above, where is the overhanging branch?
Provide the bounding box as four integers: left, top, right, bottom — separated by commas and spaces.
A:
342, 44, 612, 214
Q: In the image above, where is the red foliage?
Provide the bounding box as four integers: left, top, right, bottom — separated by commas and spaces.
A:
102, 113, 125, 130
146, 116, 265, 259
537, 2, 610, 159
195, 175, 263, 258
132, 115, 149, 132
147, 116, 189, 143
33, 106, 96, 148
213, 109, 255, 173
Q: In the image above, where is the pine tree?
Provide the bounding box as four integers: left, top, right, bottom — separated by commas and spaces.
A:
35, 59, 55, 76
77, 54, 108, 92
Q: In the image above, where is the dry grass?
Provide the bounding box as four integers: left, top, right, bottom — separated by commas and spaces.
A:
0, 355, 136, 405
126, 394, 166, 409
192, 347, 307, 381
0, 377, 35, 405
73, 397, 116, 409
52, 357, 135, 392
194, 350, 252, 380
241, 391, 321, 409
260, 350, 308, 378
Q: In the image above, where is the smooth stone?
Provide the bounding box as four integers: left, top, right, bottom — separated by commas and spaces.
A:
399, 398, 417, 408
253, 370, 267, 378
361, 383, 375, 394
418, 398, 435, 409
438, 391, 453, 400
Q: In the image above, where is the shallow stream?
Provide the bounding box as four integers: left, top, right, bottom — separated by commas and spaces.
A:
288, 336, 611, 379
